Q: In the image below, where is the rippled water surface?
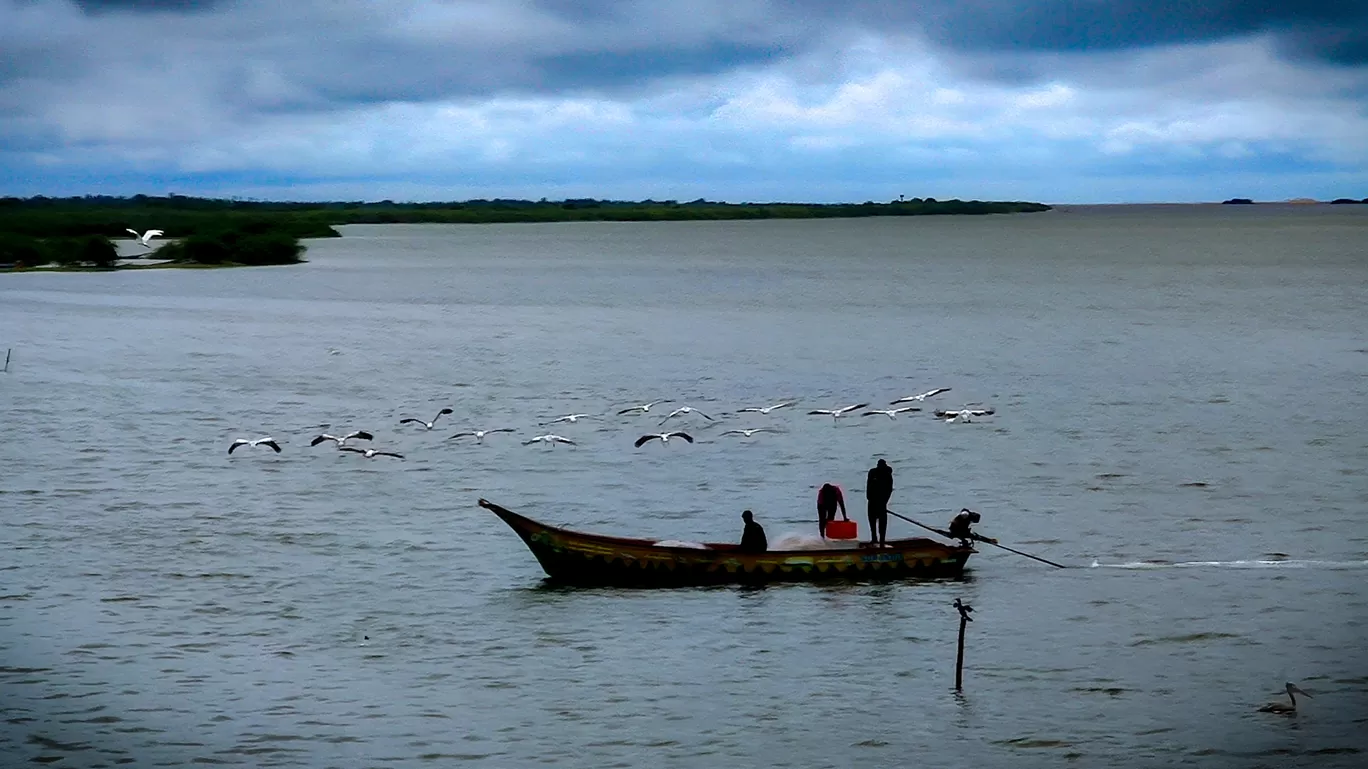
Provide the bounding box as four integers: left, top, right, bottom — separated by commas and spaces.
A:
3, 205, 1367, 767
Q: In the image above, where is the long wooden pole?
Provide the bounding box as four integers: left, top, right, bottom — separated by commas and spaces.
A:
886, 508, 1069, 569
3, 348, 9, 373
973, 537, 1069, 569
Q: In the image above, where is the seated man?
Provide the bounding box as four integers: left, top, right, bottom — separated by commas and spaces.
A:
739, 509, 768, 553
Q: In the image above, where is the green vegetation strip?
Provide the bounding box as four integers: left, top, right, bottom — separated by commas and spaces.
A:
0, 194, 1051, 270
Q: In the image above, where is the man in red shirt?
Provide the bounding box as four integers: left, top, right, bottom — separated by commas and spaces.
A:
816, 483, 848, 538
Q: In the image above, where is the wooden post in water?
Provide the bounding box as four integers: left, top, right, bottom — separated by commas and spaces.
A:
2, 348, 9, 373
953, 598, 973, 691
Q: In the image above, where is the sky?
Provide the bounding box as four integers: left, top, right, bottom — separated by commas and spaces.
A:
2, 0, 1367, 203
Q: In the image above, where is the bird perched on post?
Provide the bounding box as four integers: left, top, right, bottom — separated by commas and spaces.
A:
953, 598, 974, 622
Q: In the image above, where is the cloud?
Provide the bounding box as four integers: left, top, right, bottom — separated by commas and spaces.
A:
908, 0, 1368, 65
1, 1, 1366, 202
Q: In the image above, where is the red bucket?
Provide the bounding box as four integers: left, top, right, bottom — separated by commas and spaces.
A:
826, 519, 858, 540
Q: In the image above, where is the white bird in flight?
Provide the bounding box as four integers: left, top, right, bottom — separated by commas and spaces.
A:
448, 428, 516, 443
634, 431, 694, 448
125, 228, 164, 248
890, 388, 951, 404
340, 447, 404, 459
936, 407, 995, 423
808, 403, 869, 422
736, 401, 796, 414
862, 406, 921, 419
659, 406, 713, 425
228, 437, 281, 455
400, 408, 453, 430
544, 413, 593, 426
524, 434, 576, 446
718, 427, 781, 438
617, 400, 670, 415
309, 430, 374, 447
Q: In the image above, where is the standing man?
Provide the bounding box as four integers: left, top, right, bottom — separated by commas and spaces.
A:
865, 459, 893, 546
816, 482, 847, 538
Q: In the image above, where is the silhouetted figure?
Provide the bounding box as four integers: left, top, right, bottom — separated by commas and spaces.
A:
948, 508, 996, 546
816, 482, 847, 538
949, 509, 981, 545
866, 459, 893, 545
739, 510, 768, 553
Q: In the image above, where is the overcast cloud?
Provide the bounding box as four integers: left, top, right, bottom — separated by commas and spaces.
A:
3, 0, 1366, 202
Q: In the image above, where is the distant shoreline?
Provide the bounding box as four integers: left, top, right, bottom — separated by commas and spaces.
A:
0, 195, 1054, 242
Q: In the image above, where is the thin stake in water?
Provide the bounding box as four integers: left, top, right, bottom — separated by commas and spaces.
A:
954, 598, 973, 691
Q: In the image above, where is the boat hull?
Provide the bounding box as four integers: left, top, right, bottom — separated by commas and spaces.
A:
479, 498, 973, 588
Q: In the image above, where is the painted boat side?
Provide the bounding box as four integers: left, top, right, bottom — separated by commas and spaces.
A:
479, 498, 973, 587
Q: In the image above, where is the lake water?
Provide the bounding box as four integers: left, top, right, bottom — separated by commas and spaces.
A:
2, 204, 1367, 767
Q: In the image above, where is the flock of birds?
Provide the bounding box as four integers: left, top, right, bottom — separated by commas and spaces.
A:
227, 388, 997, 458
225, 390, 1317, 718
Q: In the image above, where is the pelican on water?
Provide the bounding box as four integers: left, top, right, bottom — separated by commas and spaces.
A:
400, 408, 453, 430
228, 437, 281, 454
936, 407, 995, 423
125, 228, 164, 248
340, 447, 404, 459
659, 406, 713, 425
310, 430, 374, 447
634, 431, 694, 448
448, 428, 516, 443
1257, 683, 1312, 714
808, 403, 869, 422
544, 413, 593, 426
862, 406, 921, 419
524, 434, 576, 446
891, 387, 951, 404
736, 401, 796, 415
718, 427, 781, 438
617, 400, 670, 415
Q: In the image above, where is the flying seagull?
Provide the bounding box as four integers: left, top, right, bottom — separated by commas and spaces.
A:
936, 408, 995, 423
617, 400, 671, 415
1257, 683, 1312, 714
736, 401, 796, 415
400, 408, 453, 430
659, 406, 713, 425
808, 403, 869, 422
228, 437, 281, 455
544, 413, 593, 426
309, 430, 374, 447
862, 406, 921, 419
125, 228, 164, 248
891, 388, 951, 404
634, 431, 694, 448
718, 427, 781, 438
448, 428, 516, 443
523, 434, 576, 446
340, 447, 404, 459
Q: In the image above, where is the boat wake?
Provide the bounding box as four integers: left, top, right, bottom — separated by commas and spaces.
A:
1089, 558, 1368, 570
771, 533, 862, 551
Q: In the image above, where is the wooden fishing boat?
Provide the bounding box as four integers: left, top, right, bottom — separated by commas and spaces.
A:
479, 498, 974, 587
